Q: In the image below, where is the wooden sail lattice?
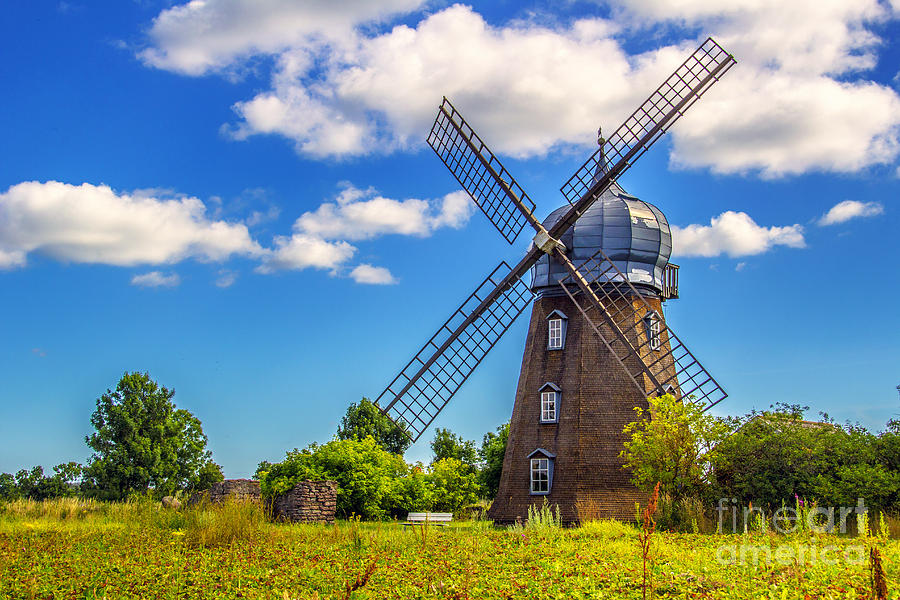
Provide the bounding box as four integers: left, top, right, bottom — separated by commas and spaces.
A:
428, 97, 538, 243
376, 262, 534, 441
558, 248, 727, 410
560, 38, 735, 206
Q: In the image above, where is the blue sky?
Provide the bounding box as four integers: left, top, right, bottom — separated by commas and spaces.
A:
1, 1, 898, 478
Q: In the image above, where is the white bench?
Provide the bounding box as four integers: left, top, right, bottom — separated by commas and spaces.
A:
403, 512, 453, 527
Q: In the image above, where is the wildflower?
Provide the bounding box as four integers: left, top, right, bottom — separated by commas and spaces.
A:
172, 529, 185, 536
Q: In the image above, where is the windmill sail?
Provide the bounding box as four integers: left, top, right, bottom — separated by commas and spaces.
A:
428, 98, 540, 244
557, 248, 726, 410
560, 38, 735, 207
376, 262, 533, 441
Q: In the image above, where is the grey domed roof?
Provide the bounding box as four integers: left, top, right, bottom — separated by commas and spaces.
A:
531, 183, 672, 293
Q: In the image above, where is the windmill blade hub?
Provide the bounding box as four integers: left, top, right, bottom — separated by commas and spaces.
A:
533, 228, 566, 255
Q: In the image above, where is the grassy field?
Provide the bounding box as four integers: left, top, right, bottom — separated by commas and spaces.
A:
0, 498, 897, 599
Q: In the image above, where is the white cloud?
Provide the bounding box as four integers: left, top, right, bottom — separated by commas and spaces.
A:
350, 264, 398, 285
735, 262, 746, 272
0, 181, 263, 268
227, 7, 638, 158
818, 199, 884, 225
143, 2, 900, 176
257, 233, 355, 273
140, 0, 424, 76
215, 269, 237, 288
0, 248, 26, 270
670, 71, 900, 177
257, 184, 470, 276
245, 205, 280, 227
672, 211, 805, 257
295, 186, 472, 240
610, 0, 900, 177
0, 180, 462, 287
131, 271, 181, 288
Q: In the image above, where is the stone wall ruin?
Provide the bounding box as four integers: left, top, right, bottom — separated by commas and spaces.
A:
188, 479, 261, 506
272, 480, 337, 524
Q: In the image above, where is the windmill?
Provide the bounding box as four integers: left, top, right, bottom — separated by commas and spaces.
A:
375, 38, 736, 523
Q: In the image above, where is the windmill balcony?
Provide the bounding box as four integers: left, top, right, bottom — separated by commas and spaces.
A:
661, 263, 679, 300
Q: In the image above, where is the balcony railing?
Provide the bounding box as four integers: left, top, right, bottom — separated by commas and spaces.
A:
661, 263, 679, 300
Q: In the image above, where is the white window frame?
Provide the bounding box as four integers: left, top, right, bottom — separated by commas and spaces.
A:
541, 390, 557, 423
530, 457, 550, 494
644, 312, 661, 351
548, 318, 563, 350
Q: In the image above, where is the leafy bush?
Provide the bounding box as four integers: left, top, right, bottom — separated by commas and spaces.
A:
261, 437, 407, 520
261, 439, 481, 519
621, 394, 732, 502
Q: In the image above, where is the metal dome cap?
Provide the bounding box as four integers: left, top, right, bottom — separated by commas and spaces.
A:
531, 182, 672, 294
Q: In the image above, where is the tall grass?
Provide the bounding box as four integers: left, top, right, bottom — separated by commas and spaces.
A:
180, 500, 267, 547
509, 499, 562, 537
580, 518, 637, 539
0, 496, 158, 526
0, 496, 268, 547
654, 493, 714, 533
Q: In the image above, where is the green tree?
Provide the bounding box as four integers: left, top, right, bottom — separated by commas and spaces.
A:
478, 422, 509, 499
429, 458, 480, 512
711, 405, 900, 510
621, 394, 732, 501
336, 397, 411, 455
1, 463, 82, 500
195, 460, 225, 491
253, 460, 273, 481
430, 428, 477, 467
394, 463, 433, 513
83, 371, 220, 500
0, 473, 18, 500
14, 466, 45, 499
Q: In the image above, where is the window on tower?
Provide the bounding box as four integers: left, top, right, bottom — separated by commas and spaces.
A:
643, 311, 661, 351
539, 382, 560, 423
546, 310, 568, 350
528, 449, 555, 495
531, 458, 550, 493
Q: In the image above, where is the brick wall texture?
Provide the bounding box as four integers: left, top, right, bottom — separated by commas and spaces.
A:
488, 288, 677, 525
272, 480, 338, 524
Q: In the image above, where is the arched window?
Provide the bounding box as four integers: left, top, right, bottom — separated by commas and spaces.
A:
528, 448, 555, 495
547, 310, 568, 350
643, 311, 661, 351
539, 382, 561, 423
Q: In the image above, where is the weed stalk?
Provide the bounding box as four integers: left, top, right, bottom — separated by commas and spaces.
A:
869, 545, 888, 600
639, 482, 660, 600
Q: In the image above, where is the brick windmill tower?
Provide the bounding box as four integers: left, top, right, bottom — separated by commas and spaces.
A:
488, 175, 684, 523
375, 39, 735, 523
